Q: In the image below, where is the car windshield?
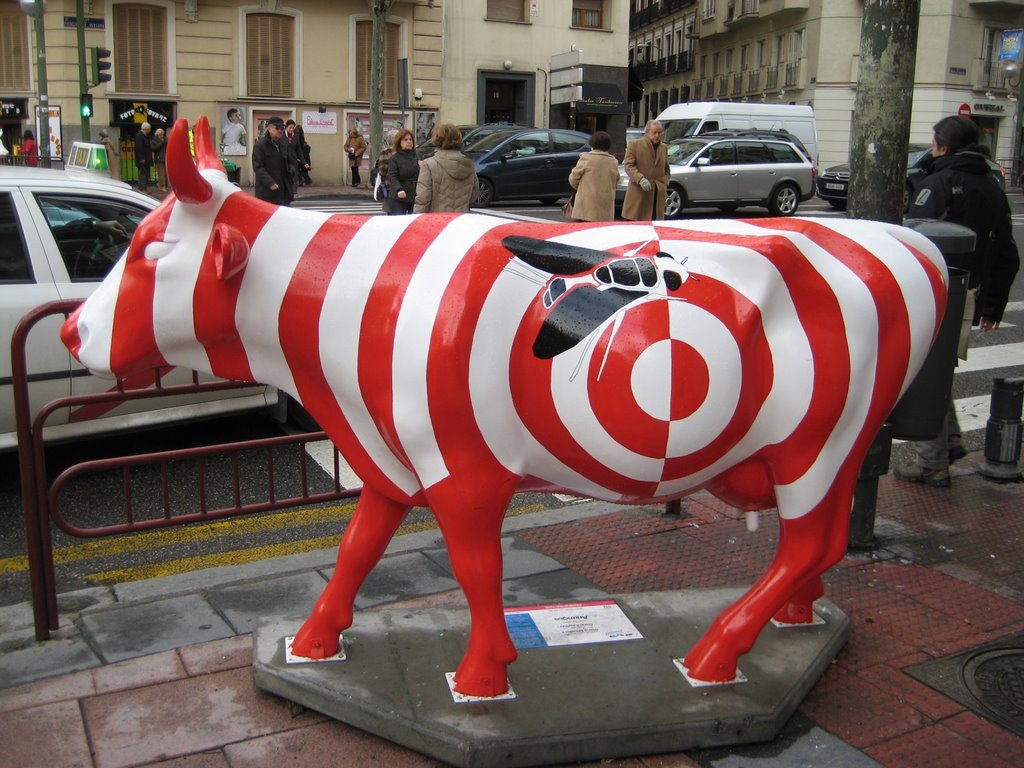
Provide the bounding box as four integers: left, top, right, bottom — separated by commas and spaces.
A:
667, 139, 709, 165
908, 145, 931, 168
660, 119, 701, 143
464, 130, 519, 153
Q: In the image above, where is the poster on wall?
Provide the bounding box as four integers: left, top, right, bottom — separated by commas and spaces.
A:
252, 109, 294, 143
415, 110, 437, 147
36, 105, 62, 160
345, 112, 408, 166
220, 105, 248, 155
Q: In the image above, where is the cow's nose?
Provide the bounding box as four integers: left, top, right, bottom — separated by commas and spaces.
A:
61, 309, 83, 359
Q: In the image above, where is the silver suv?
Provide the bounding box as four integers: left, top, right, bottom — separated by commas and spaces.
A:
618, 131, 816, 218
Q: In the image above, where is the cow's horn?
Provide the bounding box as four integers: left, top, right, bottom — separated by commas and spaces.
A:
192, 115, 226, 174
167, 118, 212, 204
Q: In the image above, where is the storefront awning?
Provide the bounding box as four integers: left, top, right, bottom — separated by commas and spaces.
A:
577, 82, 629, 115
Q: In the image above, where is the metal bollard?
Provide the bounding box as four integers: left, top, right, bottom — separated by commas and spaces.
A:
979, 377, 1024, 482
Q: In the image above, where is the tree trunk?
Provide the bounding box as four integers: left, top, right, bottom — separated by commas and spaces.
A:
848, 0, 921, 224
368, 0, 395, 173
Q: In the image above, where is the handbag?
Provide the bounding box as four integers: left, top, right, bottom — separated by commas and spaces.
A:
562, 192, 576, 219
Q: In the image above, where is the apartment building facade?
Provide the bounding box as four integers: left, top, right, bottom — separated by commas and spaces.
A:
629, 0, 1024, 169
1, 0, 629, 186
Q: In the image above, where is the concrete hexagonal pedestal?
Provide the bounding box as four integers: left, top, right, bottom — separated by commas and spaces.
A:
253, 588, 849, 767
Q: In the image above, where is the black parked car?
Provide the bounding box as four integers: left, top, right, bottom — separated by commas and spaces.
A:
465, 128, 591, 206
416, 123, 532, 160
816, 143, 1005, 211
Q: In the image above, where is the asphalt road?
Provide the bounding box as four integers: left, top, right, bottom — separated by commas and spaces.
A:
2, 192, 1022, 608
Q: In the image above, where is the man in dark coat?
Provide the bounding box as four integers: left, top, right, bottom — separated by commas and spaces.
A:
252, 116, 295, 206
895, 115, 1020, 488
134, 122, 153, 193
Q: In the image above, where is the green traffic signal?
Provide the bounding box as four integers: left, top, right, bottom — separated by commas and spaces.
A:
91, 47, 112, 87
80, 93, 94, 118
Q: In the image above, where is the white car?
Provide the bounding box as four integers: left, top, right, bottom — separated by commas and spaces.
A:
616, 130, 816, 218
0, 166, 280, 451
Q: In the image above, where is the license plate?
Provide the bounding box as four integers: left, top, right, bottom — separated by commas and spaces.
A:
824, 183, 845, 191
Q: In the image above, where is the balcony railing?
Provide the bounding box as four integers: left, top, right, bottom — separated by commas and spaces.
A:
784, 61, 800, 87
766, 65, 779, 90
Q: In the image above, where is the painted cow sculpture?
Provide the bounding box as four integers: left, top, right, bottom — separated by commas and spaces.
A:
62, 117, 948, 698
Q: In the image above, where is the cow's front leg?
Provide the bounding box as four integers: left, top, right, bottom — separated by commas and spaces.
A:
290, 484, 411, 659
426, 469, 519, 698
684, 471, 856, 682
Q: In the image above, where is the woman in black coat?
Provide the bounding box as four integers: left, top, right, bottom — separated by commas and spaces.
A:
387, 129, 419, 215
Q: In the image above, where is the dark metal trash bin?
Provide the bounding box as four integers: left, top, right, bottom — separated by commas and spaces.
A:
222, 159, 240, 186
888, 219, 973, 440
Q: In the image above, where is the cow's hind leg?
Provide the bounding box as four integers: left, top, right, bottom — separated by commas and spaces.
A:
684, 471, 856, 682
425, 468, 519, 698
290, 484, 410, 659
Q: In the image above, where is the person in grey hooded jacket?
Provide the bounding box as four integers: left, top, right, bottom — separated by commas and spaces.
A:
414, 123, 479, 213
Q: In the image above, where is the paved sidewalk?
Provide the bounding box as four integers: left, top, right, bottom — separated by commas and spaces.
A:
2, 454, 1024, 767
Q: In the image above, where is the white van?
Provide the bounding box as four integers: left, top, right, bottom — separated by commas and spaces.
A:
655, 102, 818, 164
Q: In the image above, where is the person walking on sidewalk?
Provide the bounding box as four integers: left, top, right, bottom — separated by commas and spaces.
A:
621, 120, 669, 221
134, 122, 153, 193
344, 129, 367, 188
414, 123, 479, 213
567, 130, 620, 222
99, 129, 119, 179
387, 129, 419, 215
286, 120, 312, 186
151, 127, 168, 192
252, 116, 295, 206
894, 114, 1020, 488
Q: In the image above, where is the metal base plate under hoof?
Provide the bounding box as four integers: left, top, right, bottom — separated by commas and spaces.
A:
252, 588, 850, 768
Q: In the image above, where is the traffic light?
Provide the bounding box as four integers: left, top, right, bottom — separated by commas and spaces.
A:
80, 93, 94, 119
91, 46, 112, 87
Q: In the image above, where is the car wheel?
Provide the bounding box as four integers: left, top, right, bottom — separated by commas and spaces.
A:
664, 184, 685, 219
474, 178, 495, 208
769, 183, 800, 216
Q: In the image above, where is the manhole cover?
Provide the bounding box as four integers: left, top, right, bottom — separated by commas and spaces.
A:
905, 631, 1024, 738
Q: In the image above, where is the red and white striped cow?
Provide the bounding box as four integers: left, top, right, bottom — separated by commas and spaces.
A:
62, 117, 948, 698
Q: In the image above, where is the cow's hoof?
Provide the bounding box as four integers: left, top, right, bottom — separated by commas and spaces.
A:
453, 660, 510, 698
682, 650, 737, 683
290, 625, 340, 660
773, 600, 815, 624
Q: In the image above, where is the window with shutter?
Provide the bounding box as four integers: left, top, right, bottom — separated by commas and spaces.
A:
571, 0, 604, 29
246, 13, 295, 98
113, 4, 168, 92
355, 20, 400, 102
0, 4, 31, 91
486, 0, 525, 22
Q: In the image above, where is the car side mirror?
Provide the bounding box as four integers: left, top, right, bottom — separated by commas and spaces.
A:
696, 157, 710, 167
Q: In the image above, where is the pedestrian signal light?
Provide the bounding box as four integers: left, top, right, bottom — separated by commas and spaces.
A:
80, 93, 94, 119
91, 47, 112, 86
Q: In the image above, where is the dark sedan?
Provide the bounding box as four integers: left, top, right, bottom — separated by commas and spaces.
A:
817, 143, 1005, 210
466, 128, 591, 206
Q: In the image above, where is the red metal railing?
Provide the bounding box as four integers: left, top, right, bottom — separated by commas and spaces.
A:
13, 301, 358, 640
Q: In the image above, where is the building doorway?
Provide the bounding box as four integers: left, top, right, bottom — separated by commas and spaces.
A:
478, 72, 534, 125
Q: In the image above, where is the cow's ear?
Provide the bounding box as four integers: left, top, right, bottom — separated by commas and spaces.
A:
502, 235, 611, 276
210, 222, 249, 281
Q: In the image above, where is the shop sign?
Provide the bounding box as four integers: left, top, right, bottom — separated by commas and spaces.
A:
110, 100, 175, 128
1, 98, 28, 117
